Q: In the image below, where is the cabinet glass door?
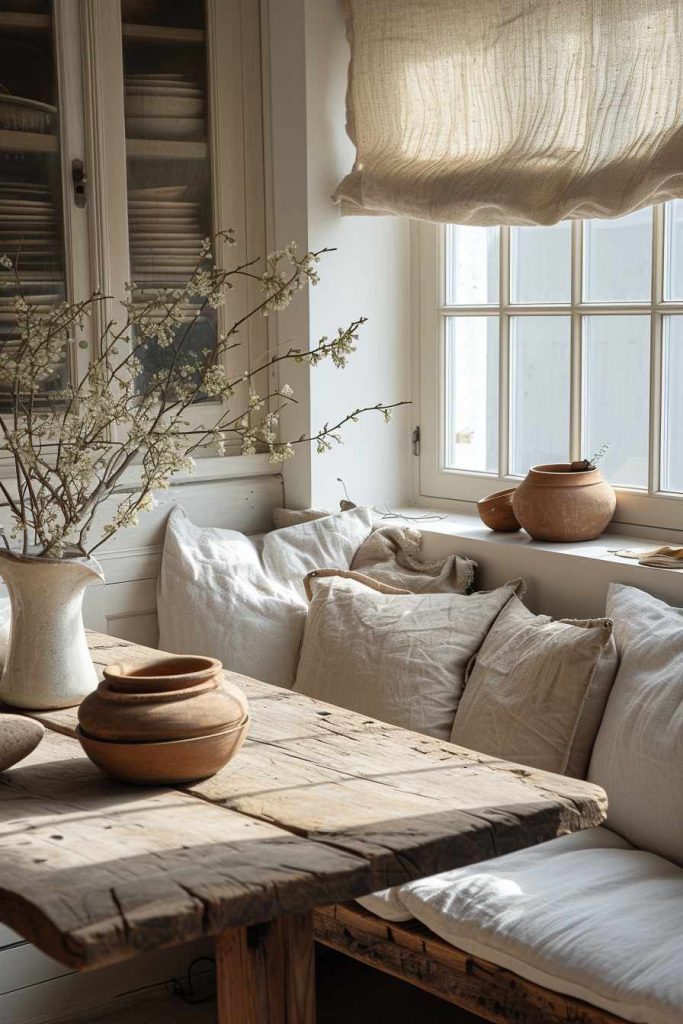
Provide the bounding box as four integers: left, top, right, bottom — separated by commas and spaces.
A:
120, 0, 216, 397
0, 0, 68, 402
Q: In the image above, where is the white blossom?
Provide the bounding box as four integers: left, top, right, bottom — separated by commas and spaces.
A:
0, 230, 397, 556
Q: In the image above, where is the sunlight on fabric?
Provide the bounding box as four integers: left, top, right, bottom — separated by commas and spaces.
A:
335, 0, 683, 225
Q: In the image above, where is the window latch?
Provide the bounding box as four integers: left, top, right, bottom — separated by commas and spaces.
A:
412, 425, 421, 456
72, 160, 87, 208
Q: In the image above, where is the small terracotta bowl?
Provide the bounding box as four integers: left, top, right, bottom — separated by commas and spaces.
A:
76, 716, 250, 786
477, 488, 520, 532
103, 655, 222, 693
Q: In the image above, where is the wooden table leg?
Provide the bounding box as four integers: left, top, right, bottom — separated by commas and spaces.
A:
216, 912, 315, 1024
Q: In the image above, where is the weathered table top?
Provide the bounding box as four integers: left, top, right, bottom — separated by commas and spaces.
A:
0, 632, 607, 971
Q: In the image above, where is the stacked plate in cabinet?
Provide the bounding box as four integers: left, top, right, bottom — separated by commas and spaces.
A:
128, 184, 214, 363
0, 94, 57, 135
124, 72, 205, 141
128, 184, 206, 286
0, 181, 63, 279
0, 180, 64, 378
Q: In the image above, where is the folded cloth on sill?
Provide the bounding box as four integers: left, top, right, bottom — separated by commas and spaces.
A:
351, 525, 476, 594
610, 546, 683, 570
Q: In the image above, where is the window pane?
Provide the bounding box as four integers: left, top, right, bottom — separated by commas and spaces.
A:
662, 317, 683, 492
444, 316, 498, 472
0, 0, 68, 407
510, 223, 571, 304
664, 200, 683, 300
445, 225, 499, 305
121, 0, 216, 397
510, 317, 570, 476
583, 208, 652, 303
583, 316, 649, 488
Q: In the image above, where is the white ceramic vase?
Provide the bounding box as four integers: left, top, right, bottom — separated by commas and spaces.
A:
0, 549, 104, 710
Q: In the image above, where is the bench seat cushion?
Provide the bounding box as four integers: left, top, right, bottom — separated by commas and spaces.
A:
396, 827, 683, 1024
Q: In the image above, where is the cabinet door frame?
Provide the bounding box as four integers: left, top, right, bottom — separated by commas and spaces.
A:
83, 0, 268, 453
0, 0, 93, 478
55, 0, 94, 381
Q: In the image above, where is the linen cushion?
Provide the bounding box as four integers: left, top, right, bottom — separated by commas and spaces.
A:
274, 511, 478, 594
157, 505, 373, 688
397, 828, 683, 1024
293, 574, 522, 739
450, 596, 617, 777
351, 524, 476, 594
356, 886, 413, 923
272, 507, 329, 528
588, 583, 683, 865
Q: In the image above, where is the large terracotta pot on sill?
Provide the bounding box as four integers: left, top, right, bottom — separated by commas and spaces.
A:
512, 463, 616, 542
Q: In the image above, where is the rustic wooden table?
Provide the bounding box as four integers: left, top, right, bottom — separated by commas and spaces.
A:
0, 633, 607, 1024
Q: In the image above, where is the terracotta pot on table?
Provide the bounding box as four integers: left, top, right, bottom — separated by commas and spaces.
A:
78, 655, 249, 785
512, 463, 616, 542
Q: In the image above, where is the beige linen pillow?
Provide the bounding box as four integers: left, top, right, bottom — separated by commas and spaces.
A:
450, 596, 617, 777
293, 573, 523, 739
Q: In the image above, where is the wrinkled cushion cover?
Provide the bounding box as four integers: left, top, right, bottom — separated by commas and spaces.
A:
396, 828, 683, 1024
157, 505, 373, 688
351, 524, 476, 594
450, 596, 617, 777
293, 575, 522, 738
356, 886, 413, 922
273, 510, 477, 595
589, 584, 683, 865
272, 507, 329, 529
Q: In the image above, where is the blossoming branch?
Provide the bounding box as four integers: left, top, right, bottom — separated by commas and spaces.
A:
0, 236, 407, 557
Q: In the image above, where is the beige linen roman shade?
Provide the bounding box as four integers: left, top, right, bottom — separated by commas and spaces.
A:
334, 0, 683, 225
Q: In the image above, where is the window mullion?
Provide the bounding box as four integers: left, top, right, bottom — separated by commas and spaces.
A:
649, 203, 665, 495
499, 225, 511, 479
569, 220, 583, 462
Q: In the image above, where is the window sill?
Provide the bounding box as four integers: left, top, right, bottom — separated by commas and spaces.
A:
392, 506, 683, 617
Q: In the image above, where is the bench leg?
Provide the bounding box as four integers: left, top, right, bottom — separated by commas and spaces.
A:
215, 912, 315, 1024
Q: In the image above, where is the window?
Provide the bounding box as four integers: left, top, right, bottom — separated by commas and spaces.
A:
417, 204, 683, 532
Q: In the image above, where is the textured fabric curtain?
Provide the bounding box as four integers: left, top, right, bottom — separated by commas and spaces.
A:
333, 0, 683, 225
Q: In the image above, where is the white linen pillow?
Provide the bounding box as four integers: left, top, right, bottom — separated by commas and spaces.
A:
450, 597, 617, 777
157, 505, 373, 688
397, 828, 683, 1024
293, 574, 523, 738
588, 583, 683, 865
356, 887, 413, 922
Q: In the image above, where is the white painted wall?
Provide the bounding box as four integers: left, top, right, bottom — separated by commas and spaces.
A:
265, 0, 413, 512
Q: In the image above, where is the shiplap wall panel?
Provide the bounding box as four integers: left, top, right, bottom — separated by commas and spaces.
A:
0, 925, 20, 949
0, 938, 213, 1024
90, 472, 284, 555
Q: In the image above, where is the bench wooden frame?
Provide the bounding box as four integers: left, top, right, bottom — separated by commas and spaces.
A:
314, 904, 627, 1024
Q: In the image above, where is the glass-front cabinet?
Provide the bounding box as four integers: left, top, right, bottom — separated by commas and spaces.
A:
0, 0, 264, 446
0, 1, 70, 401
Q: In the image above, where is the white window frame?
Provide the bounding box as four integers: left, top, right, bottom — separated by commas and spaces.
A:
416, 211, 683, 534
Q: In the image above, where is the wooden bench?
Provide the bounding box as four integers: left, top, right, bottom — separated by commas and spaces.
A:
314, 903, 627, 1024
